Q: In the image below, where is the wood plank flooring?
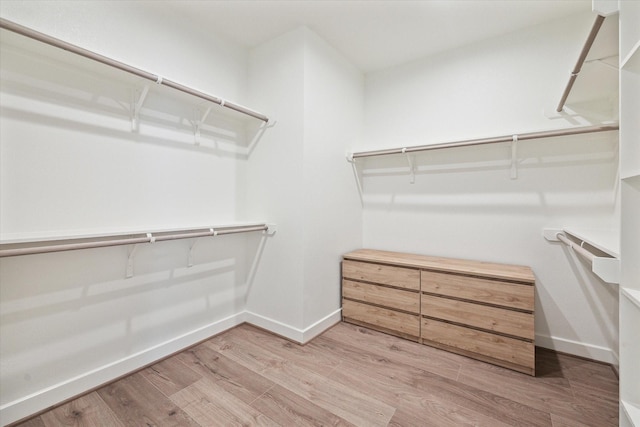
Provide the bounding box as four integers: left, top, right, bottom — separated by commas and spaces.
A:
13, 322, 618, 426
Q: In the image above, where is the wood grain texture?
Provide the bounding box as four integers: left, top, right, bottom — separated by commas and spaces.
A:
97, 372, 200, 427
421, 270, 534, 311
422, 318, 535, 373
343, 279, 420, 314
342, 260, 420, 290
344, 249, 535, 283
170, 377, 278, 426
251, 383, 356, 427
39, 392, 123, 427
343, 298, 420, 338
14, 322, 617, 427
422, 294, 534, 339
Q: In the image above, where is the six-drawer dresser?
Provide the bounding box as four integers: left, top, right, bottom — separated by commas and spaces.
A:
342, 249, 536, 375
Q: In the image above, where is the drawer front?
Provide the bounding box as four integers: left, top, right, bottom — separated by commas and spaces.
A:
421, 318, 534, 369
343, 260, 420, 290
343, 299, 420, 338
422, 295, 534, 340
421, 270, 534, 311
343, 280, 419, 314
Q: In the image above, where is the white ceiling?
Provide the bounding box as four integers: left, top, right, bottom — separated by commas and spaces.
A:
150, 0, 592, 73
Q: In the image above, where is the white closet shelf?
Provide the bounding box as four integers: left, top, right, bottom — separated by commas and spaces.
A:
622, 400, 640, 426
0, 18, 270, 124
543, 228, 620, 284
0, 222, 275, 256
562, 227, 620, 258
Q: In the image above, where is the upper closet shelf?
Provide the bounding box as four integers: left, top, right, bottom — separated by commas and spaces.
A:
348, 124, 618, 160
543, 227, 620, 284
554, 14, 619, 118
0, 18, 270, 124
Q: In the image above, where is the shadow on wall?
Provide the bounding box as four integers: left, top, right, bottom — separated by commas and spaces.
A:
0, 32, 269, 159
0, 232, 267, 403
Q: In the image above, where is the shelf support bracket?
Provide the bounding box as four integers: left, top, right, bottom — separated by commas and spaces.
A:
131, 85, 150, 132
126, 233, 154, 277
510, 135, 518, 180
346, 152, 364, 201
402, 148, 415, 184
194, 106, 212, 145
188, 229, 215, 267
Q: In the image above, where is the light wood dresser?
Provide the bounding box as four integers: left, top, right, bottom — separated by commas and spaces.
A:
342, 249, 536, 375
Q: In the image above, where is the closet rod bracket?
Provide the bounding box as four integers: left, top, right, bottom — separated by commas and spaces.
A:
510, 135, 518, 180
194, 106, 212, 145
402, 148, 415, 184
265, 223, 277, 236
188, 228, 216, 267
131, 85, 150, 132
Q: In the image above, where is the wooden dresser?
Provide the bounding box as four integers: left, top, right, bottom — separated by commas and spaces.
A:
342, 249, 536, 375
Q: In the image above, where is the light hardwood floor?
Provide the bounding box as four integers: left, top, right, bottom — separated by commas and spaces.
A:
13, 322, 618, 426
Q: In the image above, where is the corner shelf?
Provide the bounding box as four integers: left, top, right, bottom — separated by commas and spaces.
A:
562, 227, 620, 258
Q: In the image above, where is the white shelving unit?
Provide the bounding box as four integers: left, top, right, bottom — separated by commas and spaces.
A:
618, 0, 640, 425
562, 227, 620, 258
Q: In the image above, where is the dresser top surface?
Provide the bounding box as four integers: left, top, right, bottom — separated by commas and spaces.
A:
343, 249, 535, 283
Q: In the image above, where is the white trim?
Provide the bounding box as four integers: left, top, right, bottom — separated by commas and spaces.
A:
301, 309, 343, 343
0, 312, 246, 426
244, 308, 342, 344
0, 309, 343, 425
535, 333, 616, 364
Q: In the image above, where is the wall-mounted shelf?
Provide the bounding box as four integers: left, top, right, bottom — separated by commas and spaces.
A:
0, 222, 276, 277
543, 228, 620, 284
0, 18, 271, 127
555, 14, 619, 117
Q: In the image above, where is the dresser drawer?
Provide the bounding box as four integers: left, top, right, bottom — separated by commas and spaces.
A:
343, 280, 419, 314
343, 299, 420, 339
343, 260, 420, 290
421, 318, 534, 372
422, 295, 534, 340
421, 270, 534, 311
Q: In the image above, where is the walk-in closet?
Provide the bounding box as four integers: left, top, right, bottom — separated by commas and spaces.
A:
0, 1, 637, 426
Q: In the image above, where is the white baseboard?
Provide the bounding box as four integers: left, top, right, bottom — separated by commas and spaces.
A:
0, 312, 246, 427
535, 333, 617, 364
244, 308, 342, 344
0, 309, 343, 426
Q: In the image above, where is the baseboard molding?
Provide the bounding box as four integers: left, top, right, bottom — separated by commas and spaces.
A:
1, 309, 343, 426
0, 312, 246, 427
535, 333, 616, 364
244, 308, 342, 344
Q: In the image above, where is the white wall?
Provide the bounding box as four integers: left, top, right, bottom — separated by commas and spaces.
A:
245, 28, 363, 339
359, 12, 619, 362
244, 28, 306, 332
0, 2, 260, 424
301, 30, 363, 329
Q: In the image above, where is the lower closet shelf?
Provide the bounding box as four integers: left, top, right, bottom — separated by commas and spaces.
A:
341, 249, 536, 375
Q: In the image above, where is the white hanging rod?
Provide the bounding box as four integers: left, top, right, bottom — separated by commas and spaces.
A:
0, 18, 269, 123
348, 124, 618, 159
0, 224, 269, 258
556, 15, 606, 112
556, 233, 595, 263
